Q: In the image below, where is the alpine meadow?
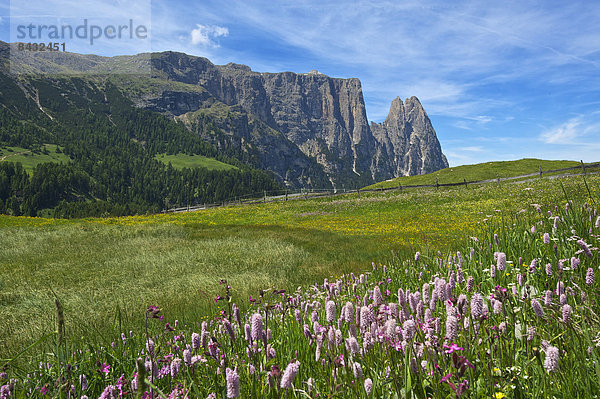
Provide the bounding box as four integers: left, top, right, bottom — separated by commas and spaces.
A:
1, 173, 600, 397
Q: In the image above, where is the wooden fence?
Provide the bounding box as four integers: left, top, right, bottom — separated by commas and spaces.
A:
163, 161, 600, 213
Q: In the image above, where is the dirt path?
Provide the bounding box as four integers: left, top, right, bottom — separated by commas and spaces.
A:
0, 150, 30, 162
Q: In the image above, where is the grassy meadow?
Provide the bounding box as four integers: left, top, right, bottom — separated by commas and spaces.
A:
154, 153, 238, 171
0, 144, 70, 174
0, 173, 599, 397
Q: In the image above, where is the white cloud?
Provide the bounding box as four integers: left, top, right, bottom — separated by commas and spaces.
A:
400, 81, 464, 103
461, 146, 484, 152
452, 115, 494, 130
470, 116, 493, 124
540, 118, 581, 144
191, 24, 229, 47
540, 116, 600, 144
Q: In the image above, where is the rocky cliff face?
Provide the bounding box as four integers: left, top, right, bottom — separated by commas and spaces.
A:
260, 72, 375, 185
4, 44, 449, 188
370, 97, 449, 180
145, 52, 448, 188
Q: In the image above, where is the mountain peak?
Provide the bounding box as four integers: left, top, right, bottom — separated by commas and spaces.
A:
404, 96, 425, 112
385, 97, 406, 125
370, 95, 448, 178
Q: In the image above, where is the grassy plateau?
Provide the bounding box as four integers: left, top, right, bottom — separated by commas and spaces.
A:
154, 153, 238, 171
0, 144, 70, 174
0, 170, 599, 397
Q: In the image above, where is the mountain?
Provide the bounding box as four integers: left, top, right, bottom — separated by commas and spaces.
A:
142, 54, 449, 188
0, 42, 283, 217
3, 42, 448, 190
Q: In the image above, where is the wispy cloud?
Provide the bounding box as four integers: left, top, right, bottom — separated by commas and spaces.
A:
540, 116, 600, 145
461, 146, 484, 152
540, 117, 582, 144
190, 24, 229, 47
452, 115, 494, 131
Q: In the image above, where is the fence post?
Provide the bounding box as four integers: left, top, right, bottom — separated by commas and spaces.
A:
285, 189, 288, 201
539, 166, 542, 178
464, 178, 467, 188
264, 190, 266, 203
436, 178, 439, 189
581, 160, 586, 175
357, 188, 361, 198
497, 175, 500, 184
399, 184, 402, 191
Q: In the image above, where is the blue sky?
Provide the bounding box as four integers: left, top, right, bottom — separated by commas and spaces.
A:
1, 0, 599, 166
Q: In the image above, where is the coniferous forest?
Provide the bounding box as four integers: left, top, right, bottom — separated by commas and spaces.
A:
0, 74, 282, 217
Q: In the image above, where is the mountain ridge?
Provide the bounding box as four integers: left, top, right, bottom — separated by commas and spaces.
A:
2, 41, 449, 190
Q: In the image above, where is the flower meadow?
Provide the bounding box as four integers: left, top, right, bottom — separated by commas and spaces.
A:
2, 195, 600, 398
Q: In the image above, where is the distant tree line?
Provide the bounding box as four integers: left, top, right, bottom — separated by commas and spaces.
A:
0, 75, 282, 217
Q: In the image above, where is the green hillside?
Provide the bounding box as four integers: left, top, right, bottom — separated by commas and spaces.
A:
155, 153, 238, 171
365, 158, 598, 189
0, 144, 70, 173
0, 71, 282, 217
